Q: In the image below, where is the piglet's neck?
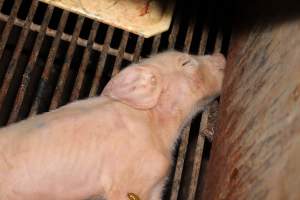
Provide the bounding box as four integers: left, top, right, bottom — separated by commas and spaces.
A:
150, 104, 188, 150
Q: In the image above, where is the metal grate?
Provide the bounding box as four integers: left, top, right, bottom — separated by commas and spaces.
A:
0, 0, 232, 199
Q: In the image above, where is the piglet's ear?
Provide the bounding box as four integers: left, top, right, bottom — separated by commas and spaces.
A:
101, 66, 162, 109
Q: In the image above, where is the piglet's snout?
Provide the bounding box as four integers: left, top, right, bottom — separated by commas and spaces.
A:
209, 53, 226, 70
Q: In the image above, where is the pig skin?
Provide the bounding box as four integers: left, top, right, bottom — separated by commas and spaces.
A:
0, 51, 226, 200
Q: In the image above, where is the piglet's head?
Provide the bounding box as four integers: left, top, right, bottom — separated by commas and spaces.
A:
102, 51, 226, 119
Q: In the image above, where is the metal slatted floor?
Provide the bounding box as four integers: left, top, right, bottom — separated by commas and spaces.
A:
0, 0, 232, 199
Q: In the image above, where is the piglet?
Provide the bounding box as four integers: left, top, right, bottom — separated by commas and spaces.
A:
0, 51, 226, 200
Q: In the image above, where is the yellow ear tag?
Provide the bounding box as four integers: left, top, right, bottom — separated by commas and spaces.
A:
127, 193, 140, 200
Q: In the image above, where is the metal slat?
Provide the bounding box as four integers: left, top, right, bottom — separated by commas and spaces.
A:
0, 13, 134, 61
0, 0, 38, 110
29, 10, 70, 116
89, 26, 114, 97
198, 0, 215, 55
0, 0, 232, 198
169, 0, 223, 198
70, 21, 99, 101
8, 5, 54, 124
0, 0, 22, 59
111, 31, 129, 76
168, 16, 181, 49
168, 3, 203, 199
132, 36, 144, 62
49, 16, 84, 110
151, 35, 161, 54
186, 130, 205, 200
187, 29, 224, 199
183, 16, 196, 53
199, 24, 209, 55
214, 30, 223, 53
169, 125, 191, 200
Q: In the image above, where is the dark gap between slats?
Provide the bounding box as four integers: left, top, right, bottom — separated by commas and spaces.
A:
0, 0, 13, 15
36, 40, 70, 114
17, 36, 54, 122
79, 50, 101, 100
177, 114, 202, 200
96, 54, 116, 95
17, 0, 33, 20
0, 25, 22, 87
94, 23, 109, 45
59, 45, 84, 106
32, 2, 47, 25
48, 7, 63, 30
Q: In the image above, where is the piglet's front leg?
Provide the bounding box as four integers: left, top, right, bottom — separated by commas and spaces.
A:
149, 179, 167, 200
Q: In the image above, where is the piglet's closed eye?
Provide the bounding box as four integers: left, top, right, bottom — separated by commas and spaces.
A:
102, 66, 162, 109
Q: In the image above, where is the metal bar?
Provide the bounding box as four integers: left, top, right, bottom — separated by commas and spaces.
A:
111, 31, 129, 76
8, 5, 54, 123
132, 36, 144, 62
70, 21, 99, 101
29, 10, 70, 116
170, 125, 191, 200
186, 26, 223, 200
0, 13, 134, 61
0, 0, 231, 197
168, 2, 213, 197
89, 26, 115, 97
168, 2, 211, 197
151, 34, 161, 54
168, 16, 181, 49
186, 112, 207, 200
214, 30, 223, 53
183, 16, 196, 53
198, 24, 209, 55
198, 0, 215, 55
0, 0, 38, 110
0, 0, 23, 59
49, 16, 85, 110
189, 27, 223, 198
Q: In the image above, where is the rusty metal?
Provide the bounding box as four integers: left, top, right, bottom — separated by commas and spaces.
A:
183, 16, 196, 53
0, 0, 38, 111
29, 10, 70, 116
112, 31, 129, 76
70, 21, 99, 101
0, 0, 22, 59
202, 0, 300, 200
168, 4, 192, 197
167, 10, 181, 49
170, 125, 191, 200
0, 0, 24, 107
0, 0, 232, 198
132, 36, 144, 63
89, 26, 115, 97
199, 25, 209, 54
8, 5, 55, 124
167, 0, 226, 199
151, 35, 161, 54
0, 13, 134, 61
186, 123, 205, 200
49, 15, 85, 110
